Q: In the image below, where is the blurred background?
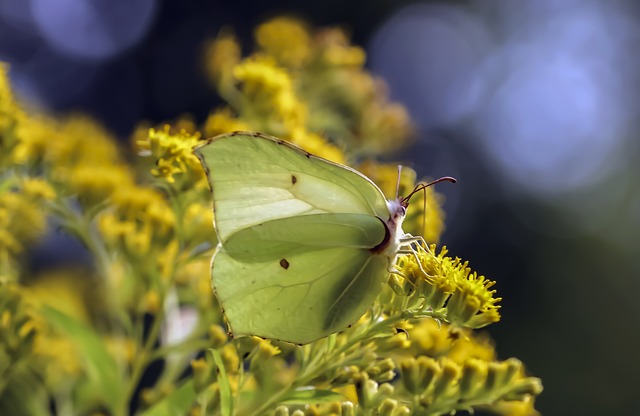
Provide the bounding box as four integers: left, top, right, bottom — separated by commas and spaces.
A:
1, 0, 638, 414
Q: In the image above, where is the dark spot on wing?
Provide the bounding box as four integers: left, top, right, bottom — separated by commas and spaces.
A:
280, 259, 290, 269
291, 175, 297, 184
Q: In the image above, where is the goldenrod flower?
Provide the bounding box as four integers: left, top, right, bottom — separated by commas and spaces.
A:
286, 127, 345, 164
394, 244, 501, 328
182, 202, 215, 246
233, 55, 306, 129
13, 113, 121, 169
203, 108, 251, 137
137, 125, 205, 188
0, 191, 49, 257
204, 30, 241, 85
0, 63, 24, 165
255, 17, 311, 68
99, 185, 175, 257
0, 282, 38, 371
316, 28, 366, 68
20, 178, 56, 201
65, 164, 134, 208
33, 334, 84, 387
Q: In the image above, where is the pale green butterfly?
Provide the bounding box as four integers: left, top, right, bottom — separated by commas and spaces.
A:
194, 131, 454, 344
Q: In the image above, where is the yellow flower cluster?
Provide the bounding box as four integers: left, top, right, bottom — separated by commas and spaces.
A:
0, 282, 38, 389
136, 125, 206, 188
0, 178, 55, 268
98, 186, 175, 259
391, 244, 501, 329
202, 17, 411, 163
255, 18, 311, 68
0, 64, 25, 166
398, 355, 542, 415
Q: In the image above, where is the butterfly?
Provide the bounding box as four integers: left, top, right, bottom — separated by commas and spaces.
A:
194, 131, 454, 344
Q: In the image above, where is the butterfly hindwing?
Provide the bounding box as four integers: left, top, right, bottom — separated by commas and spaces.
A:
213, 244, 389, 344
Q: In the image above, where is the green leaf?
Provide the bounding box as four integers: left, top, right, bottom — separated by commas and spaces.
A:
281, 387, 345, 404
40, 306, 123, 411
139, 380, 196, 416
210, 348, 234, 416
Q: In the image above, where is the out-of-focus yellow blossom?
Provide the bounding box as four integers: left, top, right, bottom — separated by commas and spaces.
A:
0, 282, 38, 381
182, 202, 215, 246
20, 177, 56, 201
136, 125, 206, 189
174, 258, 217, 310
98, 186, 175, 258
33, 333, 83, 387
0, 189, 50, 258
234, 55, 307, 130
204, 30, 241, 86
286, 127, 345, 164
104, 336, 137, 364
488, 395, 541, 416
65, 164, 134, 208
405, 319, 458, 358
404, 318, 497, 365
315, 28, 366, 68
23, 272, 90, 325
203, 108, 251, 138
359, 100, 413, 155
142, 290, 162, 314
14, 114, 120, 168
0, 64, 25, 165
255, 17, 311, 68
447, 330, 496, 364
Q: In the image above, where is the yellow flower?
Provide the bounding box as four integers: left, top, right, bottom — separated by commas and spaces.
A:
98, 185, 175, 257
255, 17, 311, 68
104, 336, 137, 364
316, 29, 366, 68
203, 108, 251, 137
13, 113, 121, 169
394, 244, 501, 328
137, 125, 205, 188
65, 164, 134, 208
204, 30, 241, 85
183, 202, 215, 246
359, 101, 413, 154
233, 55, 307, 129
33, 334, 84, 385
0, 63, 25, 163
446, 262, 501, 328
0, 282, 38, 364
20, 178, 56, 201
0, 191, 48, 256
286, 127, 345, 164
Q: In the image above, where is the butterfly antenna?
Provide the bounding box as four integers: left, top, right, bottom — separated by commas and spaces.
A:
422, 183, 427, 233
402, 176, 457, 206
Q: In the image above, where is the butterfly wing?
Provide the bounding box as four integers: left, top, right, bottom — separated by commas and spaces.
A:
193, 131, 390, 243
194, 132, 396, 344
213, 213, 389, 344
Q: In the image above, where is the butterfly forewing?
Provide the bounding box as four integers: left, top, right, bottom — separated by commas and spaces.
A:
194, 132, 390, 243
